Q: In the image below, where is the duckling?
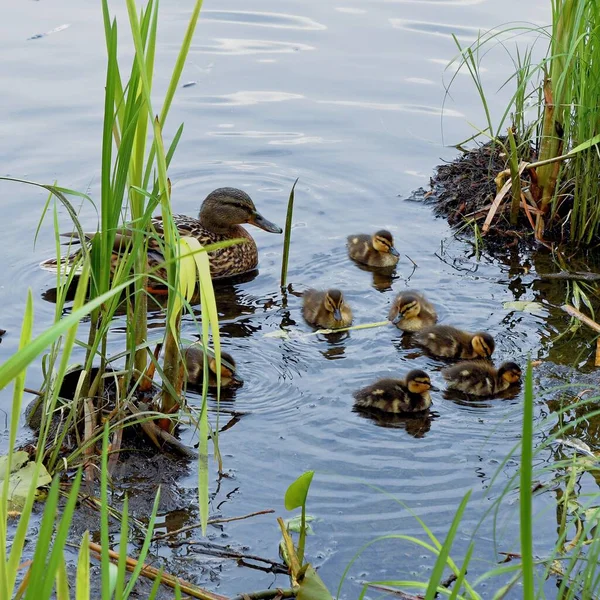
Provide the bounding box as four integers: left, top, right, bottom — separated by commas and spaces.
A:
353, 369, 435, 414
302, 289, 353, 329
413, 325, 495, 360
41, 187, 282, 286
388, 290, 438, 332
347, 230, 400, 268
442, 361, 522, 396
184, 346, 241, 388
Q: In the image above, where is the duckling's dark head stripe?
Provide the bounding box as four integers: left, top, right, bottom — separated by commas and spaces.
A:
374, 230, 393, 243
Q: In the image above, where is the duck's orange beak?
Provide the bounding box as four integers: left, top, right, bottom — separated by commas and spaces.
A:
249, 211, 282, 234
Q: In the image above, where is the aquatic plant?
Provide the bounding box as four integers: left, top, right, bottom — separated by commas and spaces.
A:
448, 0, 600, 244
0, 0, 230, 540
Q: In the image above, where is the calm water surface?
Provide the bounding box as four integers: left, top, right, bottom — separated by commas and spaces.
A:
2, 0, 598, 597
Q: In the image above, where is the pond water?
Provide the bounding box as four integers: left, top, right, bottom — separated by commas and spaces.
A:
2, 0, 600, 597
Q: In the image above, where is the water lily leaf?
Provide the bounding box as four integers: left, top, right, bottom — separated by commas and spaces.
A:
286, 514, 315, 534
263, 330, 291, 340
297, 565, 333, 600
0, 450, 29, 480
285, 471, 314, 510
0, 456, 52, 508
503, 301, 545, 314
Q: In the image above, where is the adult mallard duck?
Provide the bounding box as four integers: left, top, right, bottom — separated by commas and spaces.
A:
442, 361, 522, 396
353, 369, 436, 414
347, 230, 400, 268
388, 290, 438, 332
302, 289, 353, 329
184, 346, 242, 388
41, 188, 282, 286
413, 325, 495, 360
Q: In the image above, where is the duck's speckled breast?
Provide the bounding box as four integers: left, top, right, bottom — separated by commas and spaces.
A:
150, 215, 258, 279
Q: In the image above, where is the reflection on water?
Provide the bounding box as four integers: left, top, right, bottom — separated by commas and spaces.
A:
1, 0, 586, 595
354, 406, 436, 438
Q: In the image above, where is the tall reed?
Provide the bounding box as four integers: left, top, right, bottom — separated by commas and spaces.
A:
450, 0, 600, 243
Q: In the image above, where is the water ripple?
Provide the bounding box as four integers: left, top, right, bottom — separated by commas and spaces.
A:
390, 19, 486, 41
318, 99, 464, 118
203, 10, 327, 31
195, 38, 315, 55
207, 130, 340, 146
188, 91, 304, 107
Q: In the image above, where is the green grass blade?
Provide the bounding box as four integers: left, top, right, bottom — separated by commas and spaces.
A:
425, 491, 472, 600
520, 360, 534, 597
38, 470, 82, 598
56, 556, 70, 600
23, 476, 61, 599
114, 495, 129, 599
280, 178, 298, 289
76, 531, 90, 600
0, 270, 141, 390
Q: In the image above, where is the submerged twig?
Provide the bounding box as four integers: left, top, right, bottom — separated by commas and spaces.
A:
561, 305, 600, 334
186, 541, 288, 574
541, 272, 600, 282
311, 320, 392, 336
152, 509, 275, 541
88, 542, 228, 600
230, 589, 296, 600
365, 583, 423, 599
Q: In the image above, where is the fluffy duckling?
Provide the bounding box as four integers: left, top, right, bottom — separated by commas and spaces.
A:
353, 370, 435, 414
184, 346, 241, 388
413, 325, 495, 360
388, 290, 438, 332
347, 230, 400, 268
442, 361, 522, 396
302, 289, 353, 329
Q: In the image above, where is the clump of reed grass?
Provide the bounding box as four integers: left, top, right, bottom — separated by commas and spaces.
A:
448, 0, 600, 245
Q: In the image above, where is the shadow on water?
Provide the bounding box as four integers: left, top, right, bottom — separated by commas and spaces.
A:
353, 406, 438, 438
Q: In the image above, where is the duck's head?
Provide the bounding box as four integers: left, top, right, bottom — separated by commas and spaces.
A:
323, 289, 346, 322
406, 370, 437, 394
372, 230, 399, 257
498, 362, 522, 385
208, 352, 242, 387
391, 293, 421, 324
471, 332, 495, 358
199, 188, 282, 235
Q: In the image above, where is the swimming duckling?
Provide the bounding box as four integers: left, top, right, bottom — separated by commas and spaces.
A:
442, 361, 522, 396
302, 289, 353, 329
347, 230, 400, 268
413, 325, 495, 360
388, 290, 438, 332
184, 346, 241, 388
353, 369, 435, 414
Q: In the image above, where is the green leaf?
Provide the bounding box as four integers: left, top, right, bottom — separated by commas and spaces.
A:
286, 514, 315, 535
297, 565, 333, 600
0, 451, 29, 480
285, 471, 314, 511
76, 531, 90, 600
503, 301, 545, 314
0, 457, 51, 509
